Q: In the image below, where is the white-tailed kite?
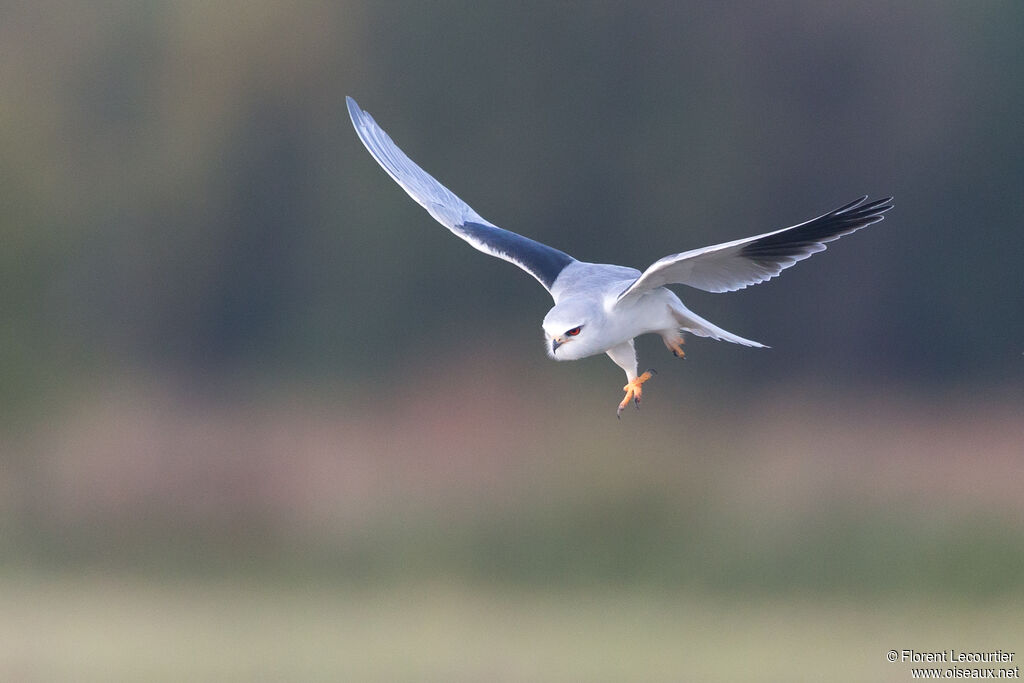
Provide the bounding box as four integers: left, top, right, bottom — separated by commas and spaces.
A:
347, 97, 892, 417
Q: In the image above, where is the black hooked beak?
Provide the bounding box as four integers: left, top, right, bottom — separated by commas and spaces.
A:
551, 337, 564, 353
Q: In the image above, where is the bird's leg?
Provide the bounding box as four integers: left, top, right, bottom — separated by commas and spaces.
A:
618, 370, 656, 418
662, 332, 686, 358
605, 340, 657, 418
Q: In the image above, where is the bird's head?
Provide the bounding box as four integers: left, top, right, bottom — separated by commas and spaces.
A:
543, 298, 603, 360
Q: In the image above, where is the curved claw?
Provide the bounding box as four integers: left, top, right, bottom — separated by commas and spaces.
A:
665, 335, 686, 359
616, 370, 656, 418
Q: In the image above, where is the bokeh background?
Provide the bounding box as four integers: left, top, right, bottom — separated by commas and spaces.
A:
2, 1, 1023, 680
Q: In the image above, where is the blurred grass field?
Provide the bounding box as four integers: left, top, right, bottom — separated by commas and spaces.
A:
3, 573, 1022, 682
2, 366, 1021, 680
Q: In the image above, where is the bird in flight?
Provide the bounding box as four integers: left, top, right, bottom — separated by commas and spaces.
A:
347, 97, 892, 417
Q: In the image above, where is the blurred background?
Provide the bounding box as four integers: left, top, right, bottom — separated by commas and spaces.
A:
1, 1, 1023, 680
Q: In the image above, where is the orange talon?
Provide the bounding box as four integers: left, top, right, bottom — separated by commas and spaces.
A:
616, 370, 656, 418
664, 335, 686, 359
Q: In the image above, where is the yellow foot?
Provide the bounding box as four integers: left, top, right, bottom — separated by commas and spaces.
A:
664, 335, 685, 358
617, 370, 656, 418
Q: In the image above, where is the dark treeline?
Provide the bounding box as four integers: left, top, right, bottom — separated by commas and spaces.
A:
2, 2, 1022, 407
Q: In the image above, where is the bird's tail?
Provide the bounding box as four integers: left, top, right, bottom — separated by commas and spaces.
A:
669, 303, 768, 348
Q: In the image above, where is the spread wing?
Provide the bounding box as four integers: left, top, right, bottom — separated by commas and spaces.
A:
615, 196, 893, 304
347, 96, 575, 292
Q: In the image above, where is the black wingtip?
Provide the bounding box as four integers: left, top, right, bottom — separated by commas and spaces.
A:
858, 196, 894, 211
832, 195, 869, 214
834, 194, 894, 214
831, 195, 894, 224
739, 194, 894, 264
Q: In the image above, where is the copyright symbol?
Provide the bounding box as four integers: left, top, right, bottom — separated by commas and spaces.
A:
887, 650, 899, 663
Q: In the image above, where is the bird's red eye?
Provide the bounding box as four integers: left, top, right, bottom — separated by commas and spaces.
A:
566, 326, 582, 336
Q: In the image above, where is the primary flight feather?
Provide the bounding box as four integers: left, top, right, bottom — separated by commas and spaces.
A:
347, 96, 892, 416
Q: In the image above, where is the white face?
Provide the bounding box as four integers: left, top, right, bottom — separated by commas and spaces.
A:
542, 299, 600, 360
